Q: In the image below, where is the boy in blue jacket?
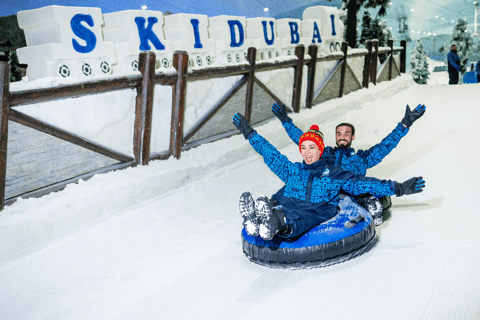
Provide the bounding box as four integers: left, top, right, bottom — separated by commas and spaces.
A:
271, 102, 426, 225
233, 113, 425, 241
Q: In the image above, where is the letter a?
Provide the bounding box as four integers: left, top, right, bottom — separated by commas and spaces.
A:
312, 21, 322, 44
228, 20, 244, 47
135, 17, 166, 51
71, 14, 97, 54
288, 22, 300, 44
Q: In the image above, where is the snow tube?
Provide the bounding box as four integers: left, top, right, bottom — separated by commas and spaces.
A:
242, 196, 377, 269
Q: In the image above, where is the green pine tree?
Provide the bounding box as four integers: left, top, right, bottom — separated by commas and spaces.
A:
328, 0, 390, 48
410, 40, 430, 84
444, 19, 474, 81
359, 11, 372, 46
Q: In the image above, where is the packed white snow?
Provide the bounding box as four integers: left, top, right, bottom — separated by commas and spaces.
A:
1, 72, 480, 320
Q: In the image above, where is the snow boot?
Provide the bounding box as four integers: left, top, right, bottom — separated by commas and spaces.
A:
256, 195, 286, 241
379, 196, 392, 212
365, 196, 383, 226
239, 192, 260, 237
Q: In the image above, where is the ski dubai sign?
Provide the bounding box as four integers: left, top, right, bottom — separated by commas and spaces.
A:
15, 5, 344, 81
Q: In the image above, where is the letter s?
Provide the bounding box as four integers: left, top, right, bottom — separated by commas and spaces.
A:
71, 14, 97, 54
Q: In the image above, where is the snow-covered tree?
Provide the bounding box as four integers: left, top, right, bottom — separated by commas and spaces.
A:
410, 40, 430, 84
328, 0, 390, 49
338, 3, 348, 42
359, 15, 395, 62
359, 11, 373, 46
444, 19, 474, 79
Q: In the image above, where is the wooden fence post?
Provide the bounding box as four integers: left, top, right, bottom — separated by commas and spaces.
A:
170, 51, 189, 159
339, 42, 348, 98
363, 40, 372, 88
400, 40, 407, 73
305, 45, 318, 109
370, 40, 379, 85
0, 62, 10, 211
292, 45, 305, 113
245, 47, 256, 122
388, 39, 394, 81
133, 51, 156, 165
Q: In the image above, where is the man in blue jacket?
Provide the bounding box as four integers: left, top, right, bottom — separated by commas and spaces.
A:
476, 60, 480, 83
233, 113, 425, 240
271, 102, 426, 225
447, 44, 461, 85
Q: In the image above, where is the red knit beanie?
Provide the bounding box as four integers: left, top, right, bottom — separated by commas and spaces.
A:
298, 125, 325, 154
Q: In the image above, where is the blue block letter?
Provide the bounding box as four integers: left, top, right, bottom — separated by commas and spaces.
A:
330, 14, 337, 36
312, 21, 322, 44
71, 14, 97, 54
135, 17, 165, 51
227, 20, 244, 47
190, 19, 203, 49
262, 21, 275, 45
288, 22, 300, 44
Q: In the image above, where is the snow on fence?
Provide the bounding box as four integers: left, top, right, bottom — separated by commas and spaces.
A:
0, 39, 406, 211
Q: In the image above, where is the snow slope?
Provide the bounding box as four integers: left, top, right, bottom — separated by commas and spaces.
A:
1, 73, 480, 320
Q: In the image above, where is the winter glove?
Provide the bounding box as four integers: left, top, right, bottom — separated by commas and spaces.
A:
395, 177, 425, 197
401, 104, 426, 128
272, 102, 290, 123
233, 113, 254, 139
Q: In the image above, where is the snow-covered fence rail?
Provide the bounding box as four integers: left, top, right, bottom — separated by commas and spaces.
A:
0, 39, 406, 211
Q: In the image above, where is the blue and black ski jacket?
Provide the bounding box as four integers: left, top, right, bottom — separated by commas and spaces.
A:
280, 119, 409, 175
248, 131, 396, 236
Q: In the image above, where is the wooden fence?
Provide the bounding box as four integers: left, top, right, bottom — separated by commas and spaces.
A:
0, 39, 407, 211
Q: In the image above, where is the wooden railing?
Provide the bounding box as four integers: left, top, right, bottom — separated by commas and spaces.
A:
0, 39, 407, 210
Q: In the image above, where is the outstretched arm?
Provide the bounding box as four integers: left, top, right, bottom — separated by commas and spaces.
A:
361, 104, 425, 168
341, 174, 425, 198
272, 102, 304, 145
233, 113, 295, 184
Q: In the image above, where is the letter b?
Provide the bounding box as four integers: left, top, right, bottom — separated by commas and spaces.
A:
288, 22, 300, 44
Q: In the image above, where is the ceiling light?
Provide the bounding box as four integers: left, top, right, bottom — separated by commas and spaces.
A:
452, 20, 455, 23
434, 33, 436, 36
418, 31, 421, 33
435, 15, 439, 18
141, 5, 147, 10
410, 8, 415, 11
441, 17, 445, 20
264, 7, 269, 12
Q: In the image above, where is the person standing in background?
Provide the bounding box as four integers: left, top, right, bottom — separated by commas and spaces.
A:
447, 44, 461, 85
476, 60, 480, 83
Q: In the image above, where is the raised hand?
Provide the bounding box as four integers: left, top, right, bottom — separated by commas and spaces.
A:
272, 102, 290, 123
401, 104, 426, 128
395, 177, 425, 197
233, 113, 254, 139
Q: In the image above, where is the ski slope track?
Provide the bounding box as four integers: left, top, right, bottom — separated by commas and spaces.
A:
1, 74, 479, 320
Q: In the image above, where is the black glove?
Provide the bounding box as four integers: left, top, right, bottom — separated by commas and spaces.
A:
272, 102, 290, 123
233, 113, 254, 139
401, 104, 426, 128
395, 177, 425, 197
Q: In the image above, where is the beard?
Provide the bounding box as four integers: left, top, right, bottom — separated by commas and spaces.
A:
336, 140, 352, 148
